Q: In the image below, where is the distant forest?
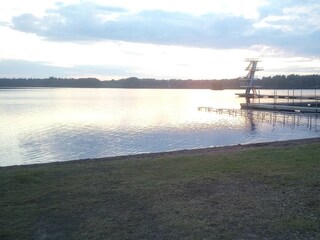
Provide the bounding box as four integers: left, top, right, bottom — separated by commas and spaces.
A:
1, 74, 320, 89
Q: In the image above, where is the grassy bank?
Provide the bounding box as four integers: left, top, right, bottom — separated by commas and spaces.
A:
1, 140, 320, 239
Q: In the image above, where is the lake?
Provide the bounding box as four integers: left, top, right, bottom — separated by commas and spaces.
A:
1, 88, 319, 166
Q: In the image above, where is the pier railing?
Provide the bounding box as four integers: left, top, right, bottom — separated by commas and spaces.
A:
236, 89, 320, 113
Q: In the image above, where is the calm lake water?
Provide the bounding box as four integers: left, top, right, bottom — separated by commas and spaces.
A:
1, 88, 319, 166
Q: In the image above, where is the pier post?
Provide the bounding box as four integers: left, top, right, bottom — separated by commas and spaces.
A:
293, 89, 295, 105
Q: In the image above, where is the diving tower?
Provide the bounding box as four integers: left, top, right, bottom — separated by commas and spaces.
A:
240, 58, 263, 99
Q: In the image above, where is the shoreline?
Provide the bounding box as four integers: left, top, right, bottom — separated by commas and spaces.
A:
5, 137, 320, 169
28, 137, 320, 167
82, 137, 320, 162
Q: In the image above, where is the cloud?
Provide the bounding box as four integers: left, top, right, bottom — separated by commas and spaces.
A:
9, 1, 320, 56
84, 0, 268, 19
11, 3, 253, 48
0, 59, 132, 79
255, 3, 320, 33
253, 2, 320, 55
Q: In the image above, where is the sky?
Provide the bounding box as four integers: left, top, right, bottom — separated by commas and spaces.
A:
0, 0, 320, 80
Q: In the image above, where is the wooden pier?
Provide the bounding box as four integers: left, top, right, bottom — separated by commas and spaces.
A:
236, 91, 320, 113
240, 103, 320, 113
236, 93, 320, 100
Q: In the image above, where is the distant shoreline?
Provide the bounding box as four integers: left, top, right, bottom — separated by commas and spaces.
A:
1, 74, 320, 89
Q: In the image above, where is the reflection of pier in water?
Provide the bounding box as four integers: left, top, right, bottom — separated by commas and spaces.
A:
198, 107, 320, 131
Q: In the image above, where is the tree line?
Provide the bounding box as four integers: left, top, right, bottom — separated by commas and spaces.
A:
1, 74, 320, 89
101, 77, 241, 89
0, 77, 101, 88
261, 74, 320, 89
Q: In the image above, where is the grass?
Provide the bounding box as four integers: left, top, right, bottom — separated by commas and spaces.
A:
1, 142, 320, 239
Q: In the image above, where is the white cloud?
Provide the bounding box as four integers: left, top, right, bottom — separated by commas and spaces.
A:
10, 4, 255, 49
0, 0, 78, 22
91, 0, 268, 18
254, 15, 296, 31
254, 3, 320, 32
0, 0, 268, 24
